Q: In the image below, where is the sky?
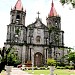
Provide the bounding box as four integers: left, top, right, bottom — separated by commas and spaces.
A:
0, 0, 75, 48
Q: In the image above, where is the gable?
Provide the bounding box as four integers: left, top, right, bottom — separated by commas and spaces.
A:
27, 18, 48, 30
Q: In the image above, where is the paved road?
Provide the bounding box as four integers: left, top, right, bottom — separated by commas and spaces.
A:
10, 68, 32, 75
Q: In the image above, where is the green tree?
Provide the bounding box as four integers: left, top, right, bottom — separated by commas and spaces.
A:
6, 48, 21, 66
64, 51, 75, 69
60, 0, 75, 8
0, 47, 21, 72
68, 52, 75, 64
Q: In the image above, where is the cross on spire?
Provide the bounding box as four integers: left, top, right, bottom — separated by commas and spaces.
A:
37, 11, 40, 18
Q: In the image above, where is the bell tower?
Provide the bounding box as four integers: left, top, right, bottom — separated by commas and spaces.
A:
46, 0, 64, 47
6, 0, 27, 44
10, 0, 26, 25
46, 0, 61, 30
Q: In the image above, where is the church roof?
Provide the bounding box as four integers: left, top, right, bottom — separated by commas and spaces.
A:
13, 0, 23, 11
49, 0, 58, 17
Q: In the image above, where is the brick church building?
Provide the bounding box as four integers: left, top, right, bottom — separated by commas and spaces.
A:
4, 0, 68, 66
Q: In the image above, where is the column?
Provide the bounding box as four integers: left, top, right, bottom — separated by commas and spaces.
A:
46, 48, 47, 63
44, 48, 48, 64
62, 32, 64, 46
22, 45, 26, 64
30, 48, 31, 61
31, 48, 34, 73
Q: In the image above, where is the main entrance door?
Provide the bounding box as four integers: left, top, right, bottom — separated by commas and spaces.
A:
34, 52, 42, 67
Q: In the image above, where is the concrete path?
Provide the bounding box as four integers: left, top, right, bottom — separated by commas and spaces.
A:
10, 68, 32, 75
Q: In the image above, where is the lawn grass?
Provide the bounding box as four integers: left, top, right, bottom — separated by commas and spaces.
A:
0, 69, 75, 75
25, 69, 75, 75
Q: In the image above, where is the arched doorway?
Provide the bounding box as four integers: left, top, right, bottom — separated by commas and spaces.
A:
34, 52, 43, 67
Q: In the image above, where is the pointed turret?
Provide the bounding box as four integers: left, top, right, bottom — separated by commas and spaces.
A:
13, 0, 23, 11
49, 0, 58, 17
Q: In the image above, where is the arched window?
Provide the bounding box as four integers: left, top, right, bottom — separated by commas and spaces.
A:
16, 15, 20, 19
36, 36, 40, 43
16, 15, 20, 24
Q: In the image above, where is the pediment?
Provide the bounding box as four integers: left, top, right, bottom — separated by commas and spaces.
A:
27, 18, 48, 30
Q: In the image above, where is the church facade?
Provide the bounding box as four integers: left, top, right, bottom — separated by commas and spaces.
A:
4, 0, 68, 66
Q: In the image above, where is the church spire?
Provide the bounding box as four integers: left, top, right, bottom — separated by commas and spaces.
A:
49, 0, 58, 17
13, 0, 23, 11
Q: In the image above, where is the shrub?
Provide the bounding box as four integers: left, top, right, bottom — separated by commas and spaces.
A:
65, 66, 74, 69
56, 66, 60, 69
65, 66, 73, 69
47, 58, 56, 66
65, 66, 69, 69
69, 66, 74, 69
57, 62, 65, 67
56, 66, 65, 69
14, 60, 21, 67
